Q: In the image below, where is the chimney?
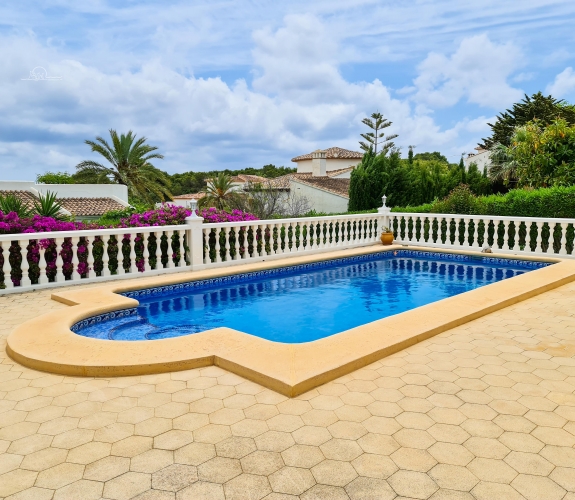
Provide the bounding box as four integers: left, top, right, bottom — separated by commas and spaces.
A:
311, 150, 326, 177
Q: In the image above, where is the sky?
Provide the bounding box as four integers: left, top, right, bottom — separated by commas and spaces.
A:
1, 0, 575, 180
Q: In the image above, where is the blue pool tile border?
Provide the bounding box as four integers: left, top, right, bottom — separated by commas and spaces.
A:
70, 250, 551, 334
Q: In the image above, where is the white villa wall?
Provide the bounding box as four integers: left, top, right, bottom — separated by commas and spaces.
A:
464, 150, 490, 171
296, 158, 360, 174
290, 180, 348, 213
0, 181, 129, 204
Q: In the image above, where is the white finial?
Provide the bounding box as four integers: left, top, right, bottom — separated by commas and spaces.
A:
381, 194, 387, 208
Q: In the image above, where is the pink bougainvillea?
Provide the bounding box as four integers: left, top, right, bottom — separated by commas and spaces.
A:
0, 206, 259, 287
0, 206, 258, 235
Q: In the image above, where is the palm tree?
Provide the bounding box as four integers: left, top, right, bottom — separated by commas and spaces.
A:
488, 143, 518, 186
75, 130, 172, 204
198, 173, 242, 210
359, 112, 398, 154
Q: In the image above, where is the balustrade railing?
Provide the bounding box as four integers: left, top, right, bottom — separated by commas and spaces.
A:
0, 213, 383, 294
389, 213, 575, 257
1, 211, 573, 295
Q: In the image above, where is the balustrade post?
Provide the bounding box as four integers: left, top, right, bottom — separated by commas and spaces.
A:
378, 195, 391, 235
185, 204, 205, 270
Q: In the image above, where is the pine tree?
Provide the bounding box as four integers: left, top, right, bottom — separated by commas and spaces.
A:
480, 92, 575, 148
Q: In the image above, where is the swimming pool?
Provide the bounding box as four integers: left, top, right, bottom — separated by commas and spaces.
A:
72, 250, 550, 343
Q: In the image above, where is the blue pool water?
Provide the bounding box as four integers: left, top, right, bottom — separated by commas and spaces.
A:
72, 251, 549, 344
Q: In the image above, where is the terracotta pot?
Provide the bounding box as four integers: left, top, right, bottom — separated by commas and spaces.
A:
380, 232, 394, 245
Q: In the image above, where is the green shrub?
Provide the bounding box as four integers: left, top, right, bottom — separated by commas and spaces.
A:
392, 185, 575, 218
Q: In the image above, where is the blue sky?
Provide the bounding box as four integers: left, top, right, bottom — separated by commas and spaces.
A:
1, 0, 575, 179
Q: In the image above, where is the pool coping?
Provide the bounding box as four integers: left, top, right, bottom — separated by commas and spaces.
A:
7, 245, 575, 396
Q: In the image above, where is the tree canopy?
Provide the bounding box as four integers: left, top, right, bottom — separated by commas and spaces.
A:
480, 92, 575, 149
75, 130, 172, 204
359, 112, 398, 154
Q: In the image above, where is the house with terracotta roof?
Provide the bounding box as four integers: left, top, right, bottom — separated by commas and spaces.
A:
291, 147, 363, 176
0, 181, 129, 220
170, 192, 206, 208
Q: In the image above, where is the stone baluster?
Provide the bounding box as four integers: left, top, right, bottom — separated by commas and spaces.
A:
142, 233, 151, 272
117, 235, 127, 275
38, 240, 49, 285
55, 238, 65, 282
19, 239, 31, 287
501, 220, 511, 251
166, 231, 176, 268
101, 236, 111, 277
222, 227, 231, 262
559, 223, 568, 256
129, 235, 138, 273
535, 222, 544, 254
155, 231, 164, 270
1, 242, 13, 290
202, 228, 211, 264
177, 231, 186, 266
214, 228, 222, 263
471, 217, 479, 249
71, 236, 81, 280
86, 239, 95, 279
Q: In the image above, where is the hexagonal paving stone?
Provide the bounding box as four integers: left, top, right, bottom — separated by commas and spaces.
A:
345, 476, 396, 500
328, 421, 368, 440
268, 467, 316, 495
36, 462, 84, 489
0, 468, 38, 497
84, 455, 130, 481
131, 449, 174, 473
154, 430, 194, 450
103, 471, 152, 500
216, 436, 257, 459
281, 444, 324, 468
511, 474, 566, 500
351, 453, 398, 479
391, 447, 437, 472
174, 442, 216, 466
223, 473, 272, 500
53, 479, 103, 500
467, 457, 518, 484
20, 447, 66, 471
197, 456, 242, 483
388, 469, 439, 499
193, 424, 232, 444
255, 431, 295, 452
178, 480, 225, 500
429, 464, 479, 491
151, 464, 198, 492
311, 459, 358, 487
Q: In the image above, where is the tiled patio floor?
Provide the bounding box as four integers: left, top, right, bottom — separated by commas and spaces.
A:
1, 279, 575, 500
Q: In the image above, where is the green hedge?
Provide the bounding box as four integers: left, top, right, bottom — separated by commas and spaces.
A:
392, 185, 575, 218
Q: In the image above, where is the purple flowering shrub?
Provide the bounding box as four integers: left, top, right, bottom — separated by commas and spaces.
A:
0, 206, 258, 287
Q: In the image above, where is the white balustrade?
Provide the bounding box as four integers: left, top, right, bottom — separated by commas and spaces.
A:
2, 211, 575, 295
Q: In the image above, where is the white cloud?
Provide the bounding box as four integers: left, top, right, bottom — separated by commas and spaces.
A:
546, 67, 575, 98
1, 1, 571, 180
411, 34, 524, 110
